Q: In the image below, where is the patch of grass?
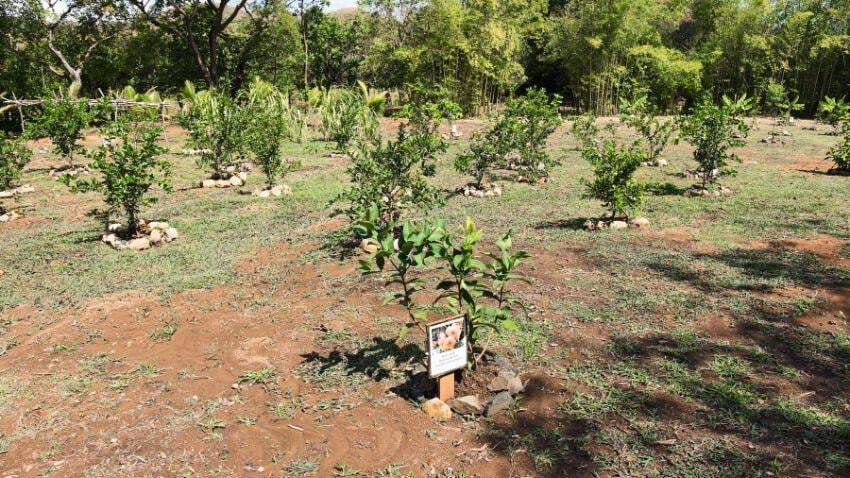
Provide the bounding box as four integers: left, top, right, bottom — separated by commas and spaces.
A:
239, 366, 277, 385
135, 362, 164, 377
148, 322, 177, 342
286, 458, 319, 477
270, 394, 306, 419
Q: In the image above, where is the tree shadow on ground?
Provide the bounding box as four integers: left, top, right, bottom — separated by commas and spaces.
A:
298, 336, 428, 395
534, 217, 594, 230
644, 181, 688, 196
475, 244, 850, 476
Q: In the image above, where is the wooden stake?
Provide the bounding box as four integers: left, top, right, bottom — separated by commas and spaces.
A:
437, 373, 455, 401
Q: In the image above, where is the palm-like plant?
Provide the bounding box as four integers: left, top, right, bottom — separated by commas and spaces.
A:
818, 96, 850, 135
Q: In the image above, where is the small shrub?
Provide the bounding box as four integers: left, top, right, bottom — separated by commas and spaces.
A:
457, 88, 562, 185
818, 96, 850, 134
62, 122, 171, 237
244, 82, 300, 189
619, 95, 676, 166
180, 90, 247, 179
677, 98, 749, 189
827, 122, 850, 173
32, 98, 100, 166
764, 80, 804, 127
356, 207, 530, 365
501, 88, 563, 182
0, 134, 31, 191
319, 87, 378, 150
581, 138, 645, 219
334, 90, 452, 229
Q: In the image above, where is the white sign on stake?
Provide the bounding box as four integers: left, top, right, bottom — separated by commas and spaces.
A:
427, 316, 468, 378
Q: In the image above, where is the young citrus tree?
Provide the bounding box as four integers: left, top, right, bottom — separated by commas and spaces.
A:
619, 95, 676, 166
32, 98, 99, 167
581, 138, 645, 220
356, 206, 530, 365
827, 122, 850, 174
0, 134, 31, 192
245, 106, 300, 189
501, 88, 563, 182
336, 126, 443, 228
62, 122, 171, 238
243, 80, 301, 189
677, 99, 749, 190
456, 88, 562, 186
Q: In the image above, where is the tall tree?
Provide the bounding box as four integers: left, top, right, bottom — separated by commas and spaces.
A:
126, 0, 281, 90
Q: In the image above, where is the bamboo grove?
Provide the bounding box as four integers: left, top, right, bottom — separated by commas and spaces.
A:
2, 0, 850, 117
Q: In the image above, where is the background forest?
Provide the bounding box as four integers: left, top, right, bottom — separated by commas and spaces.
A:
2, 0, 849, 118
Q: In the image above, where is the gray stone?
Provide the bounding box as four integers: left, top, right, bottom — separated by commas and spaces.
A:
484, 391, 513, 417
488, 370, 524, 394
447, 395, 484, 415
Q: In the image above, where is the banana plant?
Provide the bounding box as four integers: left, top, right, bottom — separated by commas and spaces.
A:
818, 96, 850, 134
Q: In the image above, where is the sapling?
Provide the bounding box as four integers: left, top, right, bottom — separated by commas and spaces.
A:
619, 95, 676, 166
827, 122, 850, 174
677, 99, 749, 190
454, 130, 506, 189
62, 122, 171, 238
455, 88, 562, 187
581, 138, 645, 220
32, 98, 99, 167
245, 105, 300, 189
818, 96, 850, 135
0, 134, 31, 192
357, 207, 530, 366
180, 90, 247, 179
335, 92, 454, 229
336, 127, 443, 229
764, 80, 804, 132
320, 88, 379, 150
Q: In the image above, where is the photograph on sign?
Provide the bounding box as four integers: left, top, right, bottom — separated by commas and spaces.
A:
427, 317, 467, 377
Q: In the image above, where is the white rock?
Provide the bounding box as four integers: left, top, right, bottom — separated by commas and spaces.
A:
629, 217, 650, 228
229, 176, 244, 186
656, 159, 668, 167
149, 229, 163, 244
216, 179, 231, 188
102, 233, 118, 244
201, 179, 216, 188
127, 238, 151, 251
148, 221, 169, 231
361, 238, 379, 254
257, 190, 271, 198
107, 223, 125, 232
0, 191, 13, 199
16, 185, 34, 194
163, 228, 179, 242
610, 221, 629, 230
237, 172, 248, 181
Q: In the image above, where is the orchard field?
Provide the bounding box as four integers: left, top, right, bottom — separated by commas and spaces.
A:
1, 115, 849, 478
